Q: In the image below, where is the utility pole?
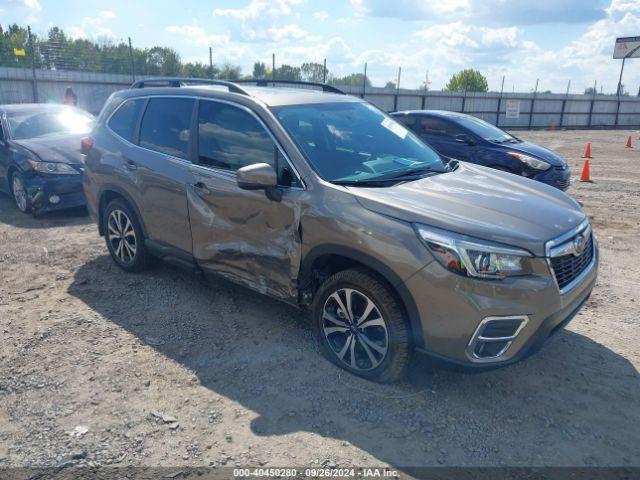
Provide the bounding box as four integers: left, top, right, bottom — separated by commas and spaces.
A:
323, 58, 327, 83
362, 62, 367, 99
209, 47, 213, 77
559, 79, 571, 128
394, 66, 401, 111
496, 75, 505, 127
27, 26, 38, 102
528, 78, 539, 129
128, 37, 135, 83
272, 53, 275, 81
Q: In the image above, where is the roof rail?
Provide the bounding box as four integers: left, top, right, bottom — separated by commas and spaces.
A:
234, 79, 345, 95
130, 77, 249, 95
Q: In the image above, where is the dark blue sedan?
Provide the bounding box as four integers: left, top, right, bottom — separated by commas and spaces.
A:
391, 110, 570, 190
0, 104, 94, 215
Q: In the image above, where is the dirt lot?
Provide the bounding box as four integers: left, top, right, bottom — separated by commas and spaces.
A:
0, 129, 639, 473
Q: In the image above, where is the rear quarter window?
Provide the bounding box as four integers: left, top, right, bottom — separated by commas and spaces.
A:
107, 98, 145, 143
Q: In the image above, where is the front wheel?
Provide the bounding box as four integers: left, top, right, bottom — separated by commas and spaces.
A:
103, 198, 149, 272
312, 268, 411, 383
11, 172, 31, 213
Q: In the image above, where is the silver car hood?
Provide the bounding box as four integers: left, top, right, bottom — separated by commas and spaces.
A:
347, 162, 585, 256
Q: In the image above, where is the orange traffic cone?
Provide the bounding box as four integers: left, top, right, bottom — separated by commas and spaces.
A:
580, 159, 591, 182
582, 143, 592, 158
626, 136, 633, 148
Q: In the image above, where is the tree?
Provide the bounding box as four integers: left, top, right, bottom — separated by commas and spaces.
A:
273, 64, 301, 80
0, 24, 31, 68
445, 69, 488, 92
252, 61, 266, 79
385, 80, 396, 89
329, 73, 370, 87
146, 47, 181, 76
219, 63, 241, 80
300, 62, 325, 82
584, 87, 597, 95
183, 61, 217, 78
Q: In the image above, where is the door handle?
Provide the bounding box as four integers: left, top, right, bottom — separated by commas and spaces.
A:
124, 158, 137, 171
191, 182, 211, 196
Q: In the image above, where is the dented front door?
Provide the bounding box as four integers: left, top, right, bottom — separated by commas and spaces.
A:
187, 165, 302, 300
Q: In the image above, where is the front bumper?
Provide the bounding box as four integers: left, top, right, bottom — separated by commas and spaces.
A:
24, 173, 86, 214
404, 238, 598, 368
532, 166, 571, 191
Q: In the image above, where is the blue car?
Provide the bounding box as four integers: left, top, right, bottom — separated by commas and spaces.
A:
0, 104, 94, 215
390, 110, 570, 191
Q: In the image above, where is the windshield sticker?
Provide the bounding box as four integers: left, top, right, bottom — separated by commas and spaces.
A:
381, 117, 408, 139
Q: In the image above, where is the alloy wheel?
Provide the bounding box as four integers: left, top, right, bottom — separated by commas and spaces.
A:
322, 288, 389, 371
12, 175, 28, 212
107, 209, 137, 264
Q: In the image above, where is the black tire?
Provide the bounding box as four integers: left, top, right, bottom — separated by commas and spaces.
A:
312, 268, 411, 383
102, 198, 149, 272
10, 171, 31, 214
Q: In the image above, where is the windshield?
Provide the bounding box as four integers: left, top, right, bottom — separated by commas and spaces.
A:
272, 102, 446, 184
454, 115, 517, 143
7, 107, 94, 140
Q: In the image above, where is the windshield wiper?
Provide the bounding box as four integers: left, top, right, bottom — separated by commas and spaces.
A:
332, 166, 446, 188
332, 179, 396, 187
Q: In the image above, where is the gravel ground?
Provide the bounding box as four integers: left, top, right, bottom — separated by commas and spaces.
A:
0, 129, 639, 473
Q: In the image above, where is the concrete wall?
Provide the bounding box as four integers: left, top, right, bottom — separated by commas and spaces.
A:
2, 67, 640, 128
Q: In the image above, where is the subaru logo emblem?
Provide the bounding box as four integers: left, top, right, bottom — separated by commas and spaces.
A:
573, 234, 586, 256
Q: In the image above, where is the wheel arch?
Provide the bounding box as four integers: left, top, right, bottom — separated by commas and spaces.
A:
97, 186, 147, 238
300, 244, 425, 349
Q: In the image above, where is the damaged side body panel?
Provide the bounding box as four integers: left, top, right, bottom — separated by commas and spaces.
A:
187, 165, 304, 301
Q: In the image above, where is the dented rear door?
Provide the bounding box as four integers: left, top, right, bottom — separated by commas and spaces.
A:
186, 99, 302, 300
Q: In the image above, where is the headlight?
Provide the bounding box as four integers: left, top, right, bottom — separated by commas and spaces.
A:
506, 152, 550, 171
28, 160, 79, 175
414, 223, 533, 279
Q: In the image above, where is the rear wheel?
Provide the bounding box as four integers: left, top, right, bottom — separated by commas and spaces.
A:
312, 268, 411, 383
103, 198, 149, 272
10, 172, 30, 213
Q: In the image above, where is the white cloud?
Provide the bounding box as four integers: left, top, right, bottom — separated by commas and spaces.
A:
22, 0, 41, 11
212, 0, 300, 20
67, 10, 116, 40
480, 27, 521, 47
267, 23, 319, 42
313, 11, 329, 21
165, 25, 230, 47
351, 0, 605, 25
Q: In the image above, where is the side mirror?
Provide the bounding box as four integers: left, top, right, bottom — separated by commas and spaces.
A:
455, 133, 475, 146
237, 163, 281, 201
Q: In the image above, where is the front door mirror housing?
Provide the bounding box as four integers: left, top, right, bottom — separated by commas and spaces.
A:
455, 133, 476, 146
237, 163, 281, 201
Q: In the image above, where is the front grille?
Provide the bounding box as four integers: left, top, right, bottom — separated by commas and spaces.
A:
550, 233, 594, 289
556, 178, 570, 189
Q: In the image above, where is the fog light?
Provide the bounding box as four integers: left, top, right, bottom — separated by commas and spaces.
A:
49, 195, 60, 204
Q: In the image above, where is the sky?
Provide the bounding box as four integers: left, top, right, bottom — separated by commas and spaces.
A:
1, 0, 640, 93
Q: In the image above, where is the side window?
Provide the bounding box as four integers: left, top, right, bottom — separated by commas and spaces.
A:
418, 117, 463, 138
139, 98, 194, 160
107, 98, 145, 143
197, 101, 301, 187
393, 114, 416, 131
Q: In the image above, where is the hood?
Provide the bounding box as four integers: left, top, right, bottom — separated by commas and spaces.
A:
503, 140, 566, 167
14, 134, 85, 165
347, 163, 585, 256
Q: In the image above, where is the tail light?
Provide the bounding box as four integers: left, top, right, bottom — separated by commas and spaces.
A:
81, 137, 94, 155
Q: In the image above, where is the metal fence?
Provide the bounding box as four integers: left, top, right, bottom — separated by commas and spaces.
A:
2, 66, 640, 129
